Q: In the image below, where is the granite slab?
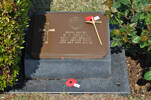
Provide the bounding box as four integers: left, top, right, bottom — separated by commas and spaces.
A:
8, 49, 130, 94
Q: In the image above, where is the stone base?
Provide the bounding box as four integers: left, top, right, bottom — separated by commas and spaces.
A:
24, 51, 111, 79
8, 49, 130, 94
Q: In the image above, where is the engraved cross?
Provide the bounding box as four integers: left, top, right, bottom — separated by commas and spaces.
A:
39, 23, 55, 44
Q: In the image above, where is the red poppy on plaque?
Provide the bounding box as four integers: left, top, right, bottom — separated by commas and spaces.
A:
65, 78, 80, 88
85, 16, 100, 21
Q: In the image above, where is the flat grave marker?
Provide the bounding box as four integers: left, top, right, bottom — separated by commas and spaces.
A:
12, 12, 131, 94
29, 12, 109, 59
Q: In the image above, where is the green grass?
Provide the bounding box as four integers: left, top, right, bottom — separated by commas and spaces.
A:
0, 93, 149, 100
51, 0, 105, 12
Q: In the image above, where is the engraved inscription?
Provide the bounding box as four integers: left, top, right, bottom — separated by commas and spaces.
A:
59, 31, 93, 44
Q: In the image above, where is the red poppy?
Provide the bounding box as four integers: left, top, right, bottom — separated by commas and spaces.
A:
65, 78, 77, 87
85, 16, 95, 21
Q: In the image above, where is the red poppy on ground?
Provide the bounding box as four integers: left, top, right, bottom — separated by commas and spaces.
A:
65, 78, 77, 87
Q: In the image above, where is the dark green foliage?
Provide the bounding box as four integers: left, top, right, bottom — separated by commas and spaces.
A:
103, 0, 151, 81
104, 0, 151, 50
144, 70, 151, 81
0, 0, 30, 91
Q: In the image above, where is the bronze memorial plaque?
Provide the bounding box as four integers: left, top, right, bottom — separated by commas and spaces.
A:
29, 12, 109, 59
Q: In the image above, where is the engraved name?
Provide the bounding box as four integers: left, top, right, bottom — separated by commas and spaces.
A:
59, 31, 93, 44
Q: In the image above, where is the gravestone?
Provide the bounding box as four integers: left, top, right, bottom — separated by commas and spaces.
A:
29, 13, 109, 59
25, 12, 111, 79
20, 12, 130, 93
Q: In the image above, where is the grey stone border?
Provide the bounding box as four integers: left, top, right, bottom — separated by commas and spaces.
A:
7, 49, 130, 94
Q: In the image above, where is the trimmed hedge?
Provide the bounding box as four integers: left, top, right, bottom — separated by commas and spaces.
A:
0, 0, 30, 91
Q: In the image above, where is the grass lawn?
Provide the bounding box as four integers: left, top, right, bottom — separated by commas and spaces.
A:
0, 0, 150, 100
0, 93, 149, 100
51, 0, 106, 11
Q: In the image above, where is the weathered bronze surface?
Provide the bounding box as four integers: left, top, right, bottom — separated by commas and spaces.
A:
28, 12, 109, 59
